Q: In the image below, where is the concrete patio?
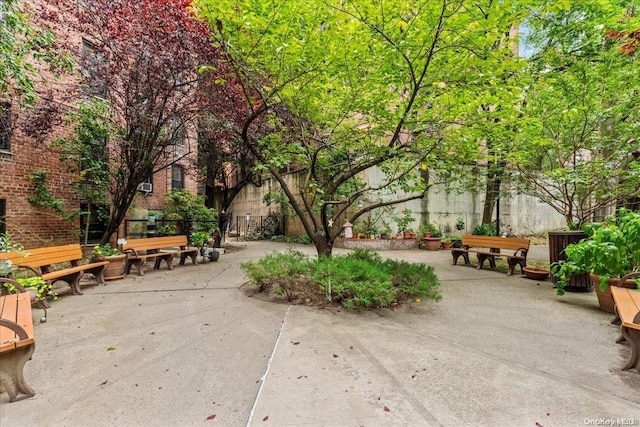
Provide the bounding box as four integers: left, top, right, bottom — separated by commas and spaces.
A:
1, 241, 639, 426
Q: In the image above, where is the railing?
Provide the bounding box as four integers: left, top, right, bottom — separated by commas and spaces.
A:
123, 219, 218, 239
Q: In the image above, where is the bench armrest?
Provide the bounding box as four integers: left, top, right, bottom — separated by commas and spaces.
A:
0, 318, 29, 340
0, 278, 27, 294
514, 248, 528, 257
620, 272, 640, 286
124, 248, 141, 257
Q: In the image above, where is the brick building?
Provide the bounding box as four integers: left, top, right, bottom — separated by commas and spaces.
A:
0, 0, 200, 249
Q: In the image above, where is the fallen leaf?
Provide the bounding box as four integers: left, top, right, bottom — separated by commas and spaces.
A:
535, 423, 543, 427
333, 354, 338, 358
263, 416, 269, 421
100, 380, 108, 386
411, 374, 416, 378
206, 414, 216, 421
296, 375, 308, 379
384, 406, 390, 412
107, 346, 116, 351
292, 342, 300, 345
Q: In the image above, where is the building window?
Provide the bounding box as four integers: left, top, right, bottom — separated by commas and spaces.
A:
171, 165, 184, 190
0, 199, 6, 235
79, 203, 108, 245
171, 120, 185, 146
0, 103, 10, 151
81, 39, 107, 98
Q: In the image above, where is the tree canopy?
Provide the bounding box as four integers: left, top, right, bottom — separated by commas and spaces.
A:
195, 0, 532, 255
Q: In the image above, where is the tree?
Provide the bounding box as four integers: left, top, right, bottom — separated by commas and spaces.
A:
514, 1, 640, 228
195, 0, 530, 256
48, 0, 236, 244
0, 0, 70, 105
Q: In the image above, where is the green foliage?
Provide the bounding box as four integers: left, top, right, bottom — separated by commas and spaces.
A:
190, 231, 210, 247
163, 190, 217, 234
17, 276, 56, 302
240, 248, 312, 301
0, 232, 25, 276
472, 223, 497, 236
91, 244, 121, 259
241, 248, 441, 309
515, 2, 640, 228
195, 0, 528, 256
551, 208, 640, 295
0, 0, 73, 105
270, 235, 313, 245
419, 223, 442, 238
393, 209, 416, 233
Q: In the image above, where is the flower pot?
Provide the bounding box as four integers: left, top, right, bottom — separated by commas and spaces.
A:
208, 249, 220, 262
590, 274, 638, 313
442, 241, 451, 250
522, 267, 550, 281
424, 237, 441, 251
456, 224, 464, 231
102, 254, 126, 281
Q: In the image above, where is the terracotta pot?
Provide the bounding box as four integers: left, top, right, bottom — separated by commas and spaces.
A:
442, 241, 451, 250
522, 267, 549, 281
590, 274, 638, 313
103, 254, 126, 281
424, 237, 441, 251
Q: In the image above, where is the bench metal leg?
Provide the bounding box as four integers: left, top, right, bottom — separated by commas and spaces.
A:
621, 327, 640, 372
0, 344, 36, 402
125, 259, 145, 276
477, 254, 496, 270
451, 251, 470, 266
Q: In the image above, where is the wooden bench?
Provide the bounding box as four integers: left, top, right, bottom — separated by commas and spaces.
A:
611, 272, 640, 372
122, 235, 198, 276
0, 244, 109, 295
451, 235, 530, 276
0, 280, 36, 401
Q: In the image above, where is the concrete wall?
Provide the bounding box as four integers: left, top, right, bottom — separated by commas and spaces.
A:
225, 168, 567, 238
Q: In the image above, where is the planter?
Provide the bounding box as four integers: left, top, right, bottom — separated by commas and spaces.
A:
522, 267, 550, 281
442, 241, 452, 250
424, 237, 441, 251
208, 249, 220, 262
548, 231, 591, 292
590, 273, 638, 313
101, 254, 126, 281
456, 224, 464, 231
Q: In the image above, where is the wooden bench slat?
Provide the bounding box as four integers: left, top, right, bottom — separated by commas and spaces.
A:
0, 292, 36, 401
451, 235, 531, 276
1, 244, 108, 295
122, 235, 199, 276
611, 287, 640, 330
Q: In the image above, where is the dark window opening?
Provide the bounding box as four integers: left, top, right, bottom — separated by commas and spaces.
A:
79, 203, 109, 245
81, 39, 107, 98
171, 165, 184, 190
0, 103, 10, 151
0, 199, 6, 235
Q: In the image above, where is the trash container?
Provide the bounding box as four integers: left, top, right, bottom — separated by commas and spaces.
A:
548, 231, 592, 292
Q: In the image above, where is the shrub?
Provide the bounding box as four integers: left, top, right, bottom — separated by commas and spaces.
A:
472, 223, 496, 236
240, 248, 312, 301
242, 248, 441, 310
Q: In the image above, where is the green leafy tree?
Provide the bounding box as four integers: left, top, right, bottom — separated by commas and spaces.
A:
196, 0, 532, 256
53, 100, 112, 246
0, 0, 71, 105
514, 1, 640, 228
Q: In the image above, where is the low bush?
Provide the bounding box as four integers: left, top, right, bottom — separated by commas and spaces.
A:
241, 248, 441, 310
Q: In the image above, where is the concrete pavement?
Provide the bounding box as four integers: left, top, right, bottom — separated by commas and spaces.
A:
1, 241, 639, 426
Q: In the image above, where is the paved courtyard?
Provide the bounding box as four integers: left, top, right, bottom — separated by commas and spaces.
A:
1, 241, 639, 426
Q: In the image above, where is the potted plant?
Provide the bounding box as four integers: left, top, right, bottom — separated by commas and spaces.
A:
550, 208, 640, 312
419, 223, 442, 250
91, 244, 126, 281
456, 218, 465, 231
393, 209, 416, 239
441, 236, 461, 250
190, 231, 210, 255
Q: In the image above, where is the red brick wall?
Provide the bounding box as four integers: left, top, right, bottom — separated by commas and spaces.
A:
1, 0, 201, 249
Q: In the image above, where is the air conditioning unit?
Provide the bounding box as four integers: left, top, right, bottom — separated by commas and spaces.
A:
137, 182, 152, 193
